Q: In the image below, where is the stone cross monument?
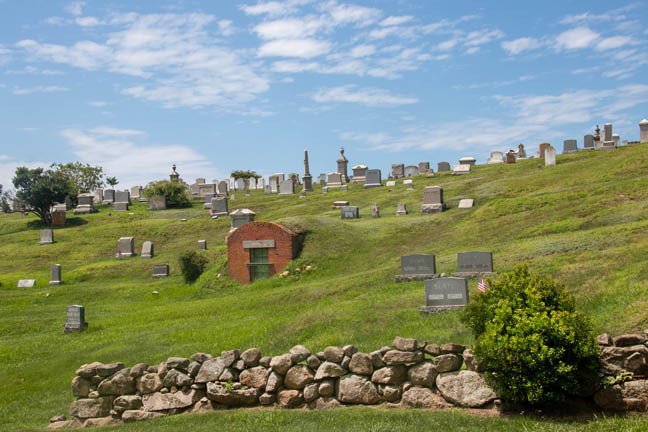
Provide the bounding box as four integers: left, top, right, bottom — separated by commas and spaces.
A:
337, 147, 349, 183
169, 164, 180, 182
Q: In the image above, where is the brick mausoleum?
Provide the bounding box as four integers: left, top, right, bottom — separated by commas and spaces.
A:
226, 221, 298, 284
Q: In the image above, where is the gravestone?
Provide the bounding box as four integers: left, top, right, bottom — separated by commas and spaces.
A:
545, 145, 556, 166
269, 174, 282, 193
437, 162, 451, 172
418, 162, 431, 174
148, 195, 167, 211
114, 202, 129, 212
303, 150, 313, 192
640, 119, 648, 143
287, 173, 300, 186
452, 252, 496, 277
40, 229, 54, 245
403, 179, 413, 185
49, 264, 63, 285
563, 139, 578, 154
264, 185, 272, 194
196, 178, 206, 185
396, 203, 408, 216
203, 193, 216, 209
341, 206, 359, 220
419, 278, 469, 313
117, 237, 135, 258
198, 183, 216, 197
236, 178, 245, 191
613, 134, 620, 147
452, 164, 471, 175
327, 172, 343, 188
115, 190, 130, 204
141, 241, 154, 259
93, 189, 103, 204
506, 150, 516, 164
391, 163, 405, 178
351, 165, 368, 183
322, 187, 328, 194
230, 209, 256, 230
152, 264, 169, 279
279, 179, 295, 195
333, 201, 349, 209
211, 196, 229, 217
218, 181, 229, 196
130, 186, 142, 200
317, 174, 326, 185
459, 157, 476, 166
103, 189, 115, 204
51, 210, 66, 227
74, 193, 96, 214
404, 165, 419, 177
198, 240, 207, 251
372, 204, 380, 218
249, 177, 257, 190
458, 199, 474, 209
18, 279, 35, 288
256, 178, 265, 190
337, 147, 349, 183
487, 151, 504, 164
386, 180, 396, 187
584, 134, 594, 149
64, 305, 88, 333
603, 123, 613, 143
422, 186, 445, 214
395, 254, 437, 282
363, 169, 383, 189
341, 185, 348, 191
517, 144, 526, 158
539, 143, 551, 158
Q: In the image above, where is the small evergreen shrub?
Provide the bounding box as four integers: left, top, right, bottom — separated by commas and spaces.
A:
461, 265, 600, 405
143, 180, 191, 208
179, 251, 208, 283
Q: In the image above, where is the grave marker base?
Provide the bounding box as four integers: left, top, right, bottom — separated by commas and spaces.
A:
421, 204, 445, 214
63, 323, 88, 333
451, 271, 497, 278
395, 274, 439, 282
418, 305, 465, 314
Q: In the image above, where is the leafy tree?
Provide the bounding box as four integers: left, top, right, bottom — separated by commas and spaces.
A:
461, 266, 600, 406
231, 170, 260, 180
179, 251, 208, 283
142, 180, 191, 208
12, 166, 71, 225
106, 176, 119, 188
0, 184, 11, 213
51, 162, 104, 197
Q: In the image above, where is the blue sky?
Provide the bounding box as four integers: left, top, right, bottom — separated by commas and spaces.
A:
1, 0, 647, 188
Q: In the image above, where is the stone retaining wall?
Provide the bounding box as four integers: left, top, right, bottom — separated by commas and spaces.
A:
48, 337, 496, 429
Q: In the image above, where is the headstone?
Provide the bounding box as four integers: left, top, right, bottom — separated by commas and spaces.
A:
279, 179, 295, 195
396, 203, 408, 216
198, 183, 216, 197
18, 279, 35, 288
545, 145, 556, 166
264, 185, 272, 194
40, 229, 54, 244
584, 135, 594, 149
198, 240, 207, 251
458, 199, 474, 209
420, 278, 469, 313
203, 193, 216, 209
74, 193, 97, 214
117, 237, 135, 258
327, 172, 343, 188
322, 187, 328, 194
141, 241, 154, 259
453, 251, 495, 277
517, 144, 526, 158
64, 305, 88, 333
386, 180, 396, 187
256, 178, 265, 190
93, 189, 103, 204
351, 165, 368, 183
391, 163, 405, 178
236, 178, 245, 191
51, 210, 66, 226
506, 150, 516, 164
452, 164, 471, 175
152, 264, 169, 279
404, 165, 419, 177
459, 157, 476, 166
341, 206, 359, 219
422, 186, 445, 214
269, 174, 283, 193
640, 119, 648, 143
211, 196, 229, 217
372, 203, 380, 218
341, 185, 348, 191
337, 147, 349, 183
230, 209, 256, 230
539, 143, 551, 158
487, 151, 504, 164
563, 139, 578, 154
363, 169, 383, 189
303, 149, 313, 192
229, 177, 236, 191
398, 254, 436, 280
613, 134, 620, 147
49, 264, 63, 285
603, 123, 613, 143
103, 189, 115, 204
332, 201, 349, 209
437, 162, 451, 172
418, 162, 431, 173
196, 178, 206, 185
317, 174, 326, 185
403, 179, 413, 185
148, 195, 167, 211
114, 202, 129, 211
249, 178, 257, 190
115, 190, 130, 204
218, 181, 229, 196
64, 195, 73, 210
130, 186, 142, 200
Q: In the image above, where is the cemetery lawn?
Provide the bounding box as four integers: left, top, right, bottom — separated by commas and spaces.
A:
2, 143, 648, 430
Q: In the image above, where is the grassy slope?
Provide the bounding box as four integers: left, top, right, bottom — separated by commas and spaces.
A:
1, 144, 648, 431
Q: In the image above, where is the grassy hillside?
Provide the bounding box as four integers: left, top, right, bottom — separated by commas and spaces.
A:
1, 144, 648, 431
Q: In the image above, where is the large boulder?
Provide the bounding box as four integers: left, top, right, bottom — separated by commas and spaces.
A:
142, 389, 204, 411
206, 382, 259, 406
69, 397, 113, 419
241, 348, 262, 367
76, 362, 103, 378
371, 366, 407, 385
290, 345, 311, 363
613, 334, 647, 347
270, 353, 293, 375
96, 362, 125, 378
594, 380, 648, 411
407, 360, 438, 387
278, 389, 304, 408
113, 395, 143, 413
97, 368, 136, 395
285, 365, 315, 389
336, 374, 380, 404
314, 361, 346, 380
440, 343, 465, 354
401, 387, 452, 408
221, 350, 240, 368
83, 416, 121, 428
121, 410, 165, 423
324, 346, 345, 363
190, 352, 213, 363
194, 358, 226, 383
383, 350, 423, 365
165, 357, 190, 370
436, 371, 496, 408
71, 376, 91, 398
162, 369, 193, 388
137, 373, 163, 394
434, 354, 463, 373
600, 345, 648, 377
239, 366, 270, 389
392, 337, 417, 351
349, 353, 373, 376
266, 371, 283, 392
379, 385, 401, 402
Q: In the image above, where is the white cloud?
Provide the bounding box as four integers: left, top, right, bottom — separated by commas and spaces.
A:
239, 0, 311, 17
312, 85, 418, 107
464, 29, 504, 46
258, 38, 331, 58
318, 1, 381, 27
88, 101, 107, 107
75, 16, 102, 27
218, 20, 235, 36
555, 26, 599, 50
11, 85, 69, 95
465, 47, 480, 55
254, 18, 323, 39
436, 38, 460, 51
380, 16, 413, 27
349, 44, 375, 57
0, 157, 52, 193
45, 16, 65, 25
501, 37, 543, 55
65, 1, 85, 16
596, 35, 634, 50
272, 60, 319, 72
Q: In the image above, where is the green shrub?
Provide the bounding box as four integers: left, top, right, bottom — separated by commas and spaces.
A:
179, 251, 209, 283
461, 265, 600, 405
143, 180, 191, 208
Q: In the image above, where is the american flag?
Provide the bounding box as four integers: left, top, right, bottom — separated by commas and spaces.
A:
478, 278, 487, 293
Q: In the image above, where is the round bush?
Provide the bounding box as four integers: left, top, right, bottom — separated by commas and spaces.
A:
179, 251, 208, 283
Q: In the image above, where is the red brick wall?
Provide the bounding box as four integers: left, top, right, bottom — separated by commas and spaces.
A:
226, 222, 297, 284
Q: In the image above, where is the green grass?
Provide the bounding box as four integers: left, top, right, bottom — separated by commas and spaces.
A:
1, 144, 648, 430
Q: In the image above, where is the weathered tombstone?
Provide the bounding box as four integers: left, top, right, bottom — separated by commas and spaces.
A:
327, 172, 343, 188
218, 181, 229, 196
211, 196, 229, 217
40, 229, 54, 245
437, 162, 451, 172
49, 264, 63, 285
563, 139, 578, 154
341, 185, 348, 192
152, 264, 169, 279
18, 279, 35, 288
584, 135, 594, 149
195, 178, 206, 185
337, 147, 349, 183
341, 206, 359, 219
130, 186, 142, 200
269, 174, 284, 193
386, 180, 396, 187
317, 174, 326, 185
363, 169, 383, 189
249, 177, 257, 189
453, 251, 496, 277
51, 210, 66, 226
54, 201, 67, 213
115, 190, 130, 204
264, 185, 272, 194
148, 195, 167, 211
458, 199, 474, 209
64, 305, 88, 333
372, 203, 380, 218
422, 186, 445, 214
603, 123, 613, 143
198, 183, 216, 197
517, 144, 526, 158
404, 165, 419, 177
236, 178, 245, 191
403, 179, 413, 185
229, 177, 236, 191
613, 134, 620, 147
103, 189, 115, 204
279, 179, 295, 195
459, 157, 476, 166
418, 162, 431, 173
452, 164, 471, 175
230, 209, 256, 230
419, 278, 469, 313
114, 202, 129, 211
640, 119, 648, 143
198, 240, 207, 251
487, 151, 504, 164
322, 187, 328, 194
116, 237, 135, 258
93, 189, 103, 204
332, 201, 349, 209
545, 145, 556, 166
539, 142, 551, 158
396, 203, 408, 216
141, 241, 154, 259
351, 165, 368, 183
303, 150, 313, 192
506, 150, 516, 164
391, 163, 405, 178
203, 193, 216, 209
395, 254, 437, 282
74, 193, 97, 214
256, 178, 265, 190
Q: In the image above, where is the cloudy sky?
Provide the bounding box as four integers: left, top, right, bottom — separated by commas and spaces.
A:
1, 0, 647, 188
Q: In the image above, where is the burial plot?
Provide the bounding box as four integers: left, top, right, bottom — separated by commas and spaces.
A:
419, 277, 469, 314
421, 186, 445, 214
141, 241, 154, 259
116, 237, 136, 258
64, 305, 88, 333
363, 169, 383, 189
395, 254, 438, 282
391, 163, 405, 178
40, 229, 54, 245
341, 206, 359, 219
152, 264, 169, 279
452, 251, 496, 277
49, 264, 63, 285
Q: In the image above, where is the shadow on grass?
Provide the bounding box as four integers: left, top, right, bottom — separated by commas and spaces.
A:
26, 216, 88, 229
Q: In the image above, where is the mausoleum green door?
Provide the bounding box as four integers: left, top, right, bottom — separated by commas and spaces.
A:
250, 248, 270, 281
